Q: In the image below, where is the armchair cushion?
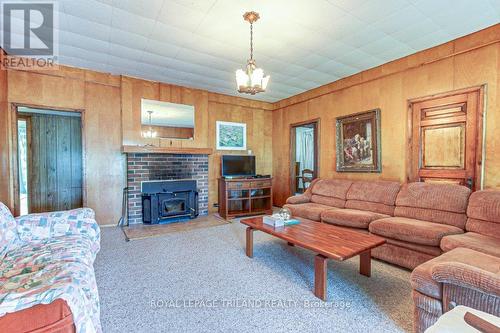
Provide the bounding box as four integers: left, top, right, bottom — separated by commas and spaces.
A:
441, 232, 500, 258
15, 208, 100, 255
0, 203, 20, 259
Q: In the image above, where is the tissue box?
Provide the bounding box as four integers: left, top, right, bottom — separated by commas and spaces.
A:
263, 216, 300, 227
263, 215, 285, 227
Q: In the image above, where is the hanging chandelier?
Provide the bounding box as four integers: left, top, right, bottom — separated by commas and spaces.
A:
236, 11, 270, 95
142, 110, 157, 138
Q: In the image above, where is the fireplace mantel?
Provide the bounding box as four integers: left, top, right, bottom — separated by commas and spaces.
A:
122, 145, 213, 155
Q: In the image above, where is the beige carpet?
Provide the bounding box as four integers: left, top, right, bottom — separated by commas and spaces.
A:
122, 214, 230, 241
97, 223, 413, 332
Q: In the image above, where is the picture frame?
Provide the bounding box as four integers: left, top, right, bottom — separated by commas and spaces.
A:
216, 121, 247, 150
336, 109, 381, 173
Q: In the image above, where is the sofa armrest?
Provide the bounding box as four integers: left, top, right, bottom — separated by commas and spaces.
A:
286, 194, 310, 205
15, 209, 100, 252
431, 262, 500, 296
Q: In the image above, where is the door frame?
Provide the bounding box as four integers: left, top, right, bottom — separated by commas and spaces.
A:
11, 103, 86, 216
289, 118, 320, 197
406, 85, 485, 189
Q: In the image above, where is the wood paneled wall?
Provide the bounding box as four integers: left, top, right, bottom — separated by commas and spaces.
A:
0, 51, 9, 205
1, 66, 125, 225
2, 24, 500, 219
272, 25, 500, 206
0, 64, 273, 223
121, 76, 274, 212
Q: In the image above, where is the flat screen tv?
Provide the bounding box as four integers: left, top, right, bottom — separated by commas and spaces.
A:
221, 155, 256, 178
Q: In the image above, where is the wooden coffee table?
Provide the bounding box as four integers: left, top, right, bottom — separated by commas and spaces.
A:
240, 216, 386, 300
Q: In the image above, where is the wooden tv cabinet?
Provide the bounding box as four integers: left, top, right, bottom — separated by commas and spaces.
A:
218, 177, 273, 220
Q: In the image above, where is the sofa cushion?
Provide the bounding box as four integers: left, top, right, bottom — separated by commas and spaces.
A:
0, 202, 19, 259
441, 232, 500, 257
393, 206, 467, 229
467, 190, 500, 223
310, 195, 345, 208
466, 190, 500, 238
346, 180, 400, 214
0, 235, 101, 332
345, 179, 400, 215
466, 219, 500, 239
384, 237, 443, 257
410, 248, 500, 299
283, 203, 335, 221
395, 183, 471, 228
311, 179, 353, 198
322, 209, 389, 229
346, 200, 395, 216
369, 217, 463, 246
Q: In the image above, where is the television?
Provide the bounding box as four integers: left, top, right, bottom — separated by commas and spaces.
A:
221, 155, 256, 178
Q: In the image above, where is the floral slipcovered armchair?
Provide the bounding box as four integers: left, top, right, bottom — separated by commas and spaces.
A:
0, 202, 102, 333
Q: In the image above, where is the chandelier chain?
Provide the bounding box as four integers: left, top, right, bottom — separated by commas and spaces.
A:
250, 23, 253, 60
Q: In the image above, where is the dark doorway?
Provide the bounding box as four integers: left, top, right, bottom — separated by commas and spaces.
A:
16, 106, 83, 214
290, 120, 319, 196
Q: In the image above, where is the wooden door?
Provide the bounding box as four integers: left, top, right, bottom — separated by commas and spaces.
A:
408, 88, 483, 190
27, 113, 83, 212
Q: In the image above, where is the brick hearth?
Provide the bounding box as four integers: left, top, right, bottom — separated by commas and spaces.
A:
126, 153, 209, 224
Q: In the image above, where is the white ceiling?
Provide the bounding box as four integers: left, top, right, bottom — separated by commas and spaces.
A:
4, 0, 500, 102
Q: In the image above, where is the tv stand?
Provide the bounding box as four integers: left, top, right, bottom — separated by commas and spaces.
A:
218, 177, 273, 220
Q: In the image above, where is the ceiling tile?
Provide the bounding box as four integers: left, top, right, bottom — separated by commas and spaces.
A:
352, 0, 410, 22
31, 1, 498, 102
111, 7, 156, 37
110, 29, 149, 51
156, 1, 207, 31
61, 0, 113, 25
370, 5, 427, 34
360, 36, 414, 57
112, 0, 165, 20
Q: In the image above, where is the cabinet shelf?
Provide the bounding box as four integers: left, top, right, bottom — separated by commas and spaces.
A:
219, 178, 273, 220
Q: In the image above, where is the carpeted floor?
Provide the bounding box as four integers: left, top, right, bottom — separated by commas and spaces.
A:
95, 222, 413, 333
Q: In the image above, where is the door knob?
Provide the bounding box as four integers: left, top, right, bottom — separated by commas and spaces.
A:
466, 177, 474, 189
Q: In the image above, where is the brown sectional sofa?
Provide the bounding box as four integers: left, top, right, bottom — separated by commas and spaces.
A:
369, 182, 470, 270
283, 178, 500, 332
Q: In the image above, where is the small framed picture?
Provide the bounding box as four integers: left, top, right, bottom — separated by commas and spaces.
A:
216, 121, 247, 150
336, 109, 382, 172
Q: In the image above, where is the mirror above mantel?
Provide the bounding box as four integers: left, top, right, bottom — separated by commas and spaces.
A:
141, 98, 195, 140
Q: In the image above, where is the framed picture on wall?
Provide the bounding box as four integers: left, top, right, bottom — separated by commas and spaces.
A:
216, 121, 247, 150
335, 109, 381, 172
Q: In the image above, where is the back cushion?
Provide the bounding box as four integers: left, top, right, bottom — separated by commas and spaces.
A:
345, 180, 401, 215
394, 182, 471, 228
310, 179, 353, 208
0, 202, 19, 258
466, 190, 500, 238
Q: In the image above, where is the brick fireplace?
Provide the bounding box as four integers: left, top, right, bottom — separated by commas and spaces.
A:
126, 153, 209, 224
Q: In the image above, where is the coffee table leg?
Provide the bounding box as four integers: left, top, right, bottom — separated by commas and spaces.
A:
314, 254, 328, 301
246, 227, 254, 258
359, 250, 371, 277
